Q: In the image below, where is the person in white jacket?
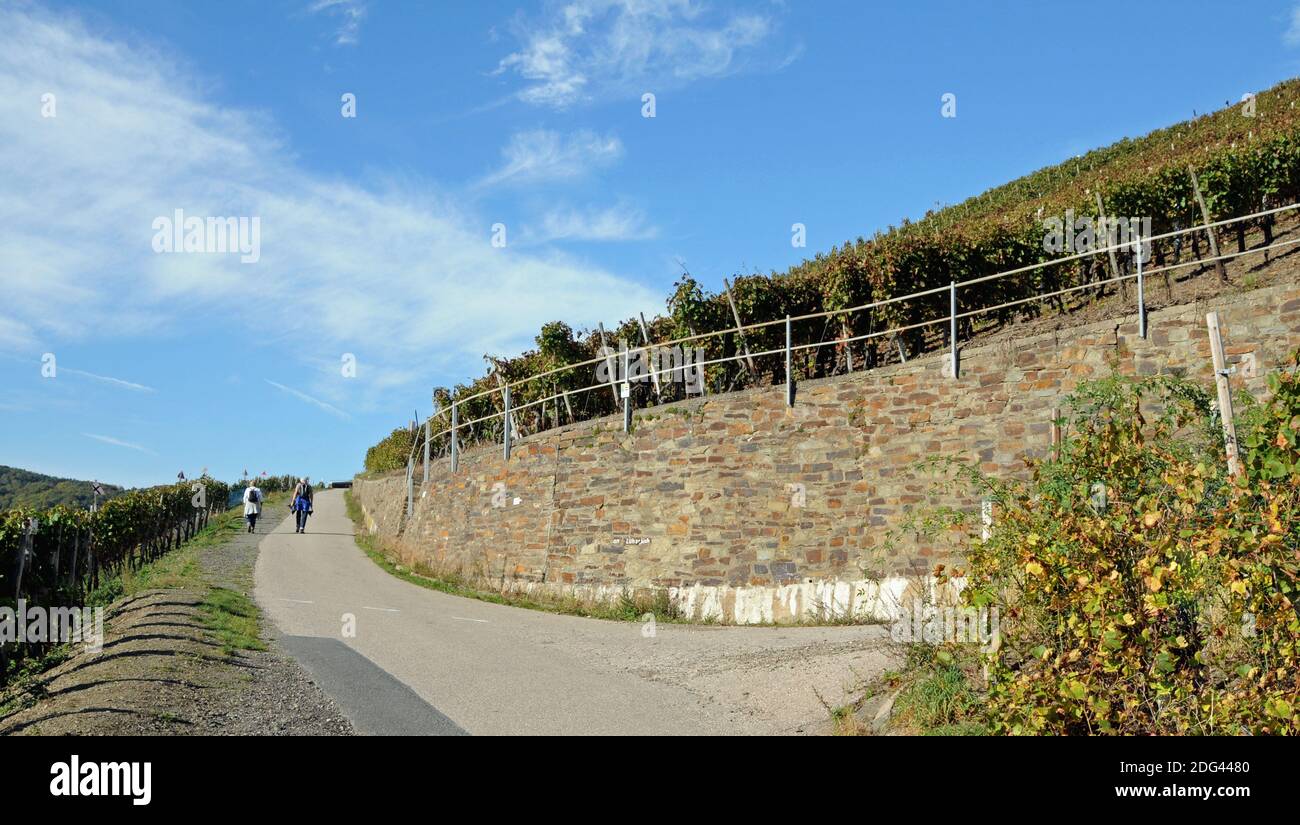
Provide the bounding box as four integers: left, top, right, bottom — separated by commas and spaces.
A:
242, 481, 263, 533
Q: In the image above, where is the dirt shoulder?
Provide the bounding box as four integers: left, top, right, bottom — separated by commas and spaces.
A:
0, 502, 354, 736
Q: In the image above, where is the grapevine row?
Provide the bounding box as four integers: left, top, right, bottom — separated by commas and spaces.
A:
366, 79, 1300, 473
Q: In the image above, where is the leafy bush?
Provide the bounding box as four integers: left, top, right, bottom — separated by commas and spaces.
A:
946, 361, 1300, 734
364, 426, 416, 474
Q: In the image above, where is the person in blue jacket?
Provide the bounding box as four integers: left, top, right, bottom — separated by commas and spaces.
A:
291, 477, 313, 533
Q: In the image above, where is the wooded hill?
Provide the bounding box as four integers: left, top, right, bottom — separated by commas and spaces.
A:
0, 465, 123, 510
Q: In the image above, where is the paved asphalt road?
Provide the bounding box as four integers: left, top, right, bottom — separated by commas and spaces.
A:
255, 490, 893, 736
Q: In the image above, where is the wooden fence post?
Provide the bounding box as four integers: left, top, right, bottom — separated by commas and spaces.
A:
1206, 311, 1241, 478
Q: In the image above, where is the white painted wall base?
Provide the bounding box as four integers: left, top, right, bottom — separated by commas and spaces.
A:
356, 498, 961, 624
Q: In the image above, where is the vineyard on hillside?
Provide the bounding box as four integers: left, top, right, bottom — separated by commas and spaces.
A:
367, 78, 1300, 474
0, 477, 231, 680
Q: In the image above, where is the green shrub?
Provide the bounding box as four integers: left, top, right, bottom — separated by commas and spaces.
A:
951, 361, 1300, 734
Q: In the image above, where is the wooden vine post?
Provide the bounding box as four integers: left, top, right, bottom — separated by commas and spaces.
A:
14, 518, 36, 600
1095, 191, 1127, 298
1206, 311, 1241, 478
1050, 406, 1061, 458
637, 311, 662, 400
450, 402, 459, 474
487, 358, 522, 438
597, 322, 621, 404
722, 278, 759, 379
423, 418, 431, 483
1189, 167, 1229, 283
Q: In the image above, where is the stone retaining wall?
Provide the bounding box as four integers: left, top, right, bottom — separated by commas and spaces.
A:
354, 278, 1300, 622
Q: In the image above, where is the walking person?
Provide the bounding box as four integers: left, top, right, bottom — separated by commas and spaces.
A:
291, 476, 313, 534
242, 479, 263, 533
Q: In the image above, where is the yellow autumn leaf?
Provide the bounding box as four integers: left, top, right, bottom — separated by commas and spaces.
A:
1025, 560, 1044, 577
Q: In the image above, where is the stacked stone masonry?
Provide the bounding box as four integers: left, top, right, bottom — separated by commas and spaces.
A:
355, 279, 1300, 622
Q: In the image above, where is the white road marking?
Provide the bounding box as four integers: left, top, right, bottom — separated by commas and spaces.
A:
279, 598, 314, 604
362, 606, 401, 613
451, 616, 489, 623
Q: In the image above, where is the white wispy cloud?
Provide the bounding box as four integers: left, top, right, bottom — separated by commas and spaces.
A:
477, 129, 623, 188
0, 316, 34, 350
266, 380, 351, 419
494, 0, 783, 108
528, 201, 659, 243
82, 433, 155, 454
309, 0, 368, 46
1286, 5, 1300, 47
61, 367, 156, 392
0, 7, 660, 411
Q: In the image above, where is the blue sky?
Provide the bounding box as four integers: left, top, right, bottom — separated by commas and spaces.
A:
2, 0, 1299, 489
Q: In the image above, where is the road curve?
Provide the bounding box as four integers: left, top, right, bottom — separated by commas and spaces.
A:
254, 489, 893, 735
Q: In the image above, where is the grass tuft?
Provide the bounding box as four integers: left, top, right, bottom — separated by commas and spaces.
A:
200, 586, 266, 656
